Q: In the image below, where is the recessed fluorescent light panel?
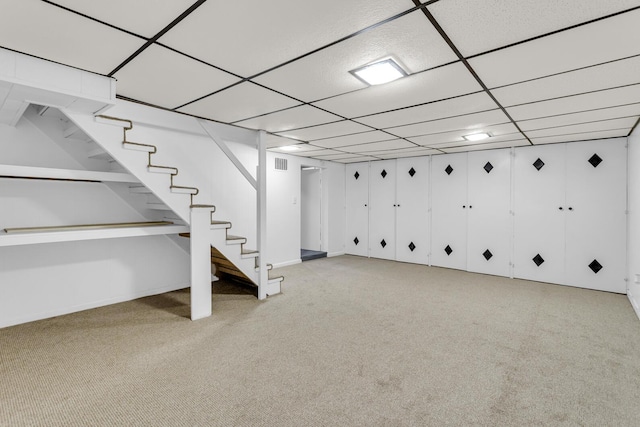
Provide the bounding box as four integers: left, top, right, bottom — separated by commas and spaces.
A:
279, 145, 301, 151
350, 58, 407, 86
463, 132, 491, 142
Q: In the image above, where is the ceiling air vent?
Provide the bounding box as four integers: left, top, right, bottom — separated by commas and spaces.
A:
275, 157, 288, 171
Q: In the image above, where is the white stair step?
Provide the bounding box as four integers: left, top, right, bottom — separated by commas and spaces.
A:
210, 221, 231, 230
148, 165, 177, 174
129, 186, 152, 194
124, 142, 155, 153
265, 277, 283, 296
147, 203, 173, 211
170, 185, 198, 195
241, 249, 259, 259
226, 235, 246, 245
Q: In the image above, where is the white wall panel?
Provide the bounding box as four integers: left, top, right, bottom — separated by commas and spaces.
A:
564, 139, 627, 293
369, 160, 396, 260
431, 153, 468, 270
301, 168, 321, 251
467, 149, 512, 277
396, 157, 430, 264
346, 163, 369, 256
514, 144, 566, 284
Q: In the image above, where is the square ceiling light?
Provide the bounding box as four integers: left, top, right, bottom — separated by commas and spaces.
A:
350, 58, 408, 86
463, 132, 491, 142
279, 145, 301, 151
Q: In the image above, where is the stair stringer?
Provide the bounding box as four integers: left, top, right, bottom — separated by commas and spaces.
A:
61, 110, 192, 224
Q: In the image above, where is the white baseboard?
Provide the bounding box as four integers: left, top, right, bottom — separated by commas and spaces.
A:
628, 293, 640, 322
328, 251, 345, 258
0, 282, 189, 329
272, 259, 302, 269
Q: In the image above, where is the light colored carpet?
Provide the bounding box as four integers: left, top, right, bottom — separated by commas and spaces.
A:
1, 255, 639, 426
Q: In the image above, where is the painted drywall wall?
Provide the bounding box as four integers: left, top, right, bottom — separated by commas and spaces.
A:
628, 128, 640, 319
301, 168, 321, 251
267, 152, 345, 267
0, 111, 190, 328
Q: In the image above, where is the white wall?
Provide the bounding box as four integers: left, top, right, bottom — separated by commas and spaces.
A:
267, 152, 345, 267
301, 168, 321, 251
0, 110, 190, 328
628, 127, 640, 319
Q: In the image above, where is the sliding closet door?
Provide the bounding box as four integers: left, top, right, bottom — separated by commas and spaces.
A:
513, 144, 566, 284
369, 160, 396, 260
564, 139, 627, 293
396, 157, 429, 264
431, 153, 468, 270
346, 163, 369, 257
467, 149, 512, 277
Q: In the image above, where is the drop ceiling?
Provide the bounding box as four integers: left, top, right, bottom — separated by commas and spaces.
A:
1, 0, 639, 162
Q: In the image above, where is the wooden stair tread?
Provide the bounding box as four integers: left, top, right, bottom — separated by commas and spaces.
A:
4, 221, 173, 234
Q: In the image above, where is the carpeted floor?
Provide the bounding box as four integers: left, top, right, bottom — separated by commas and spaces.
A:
1, 255, 639, 426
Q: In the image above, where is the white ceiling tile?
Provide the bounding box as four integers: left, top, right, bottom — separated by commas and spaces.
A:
312, 153, 366, 160
114, 45, 239, 109
49, 0, 196, 38
253, 11, 458, 102
530, 130, 629, 145
313, 62, 482, 118
355, 92, 497, 129
275, 120, 372, 142
367, 146, 439, 156
312, 131, 396, 149
376, 149, 440, 159
388, 109, 510, 138
492, 55, 640, 107
269, 145, 326, 155
177, 82, 301, 123
507, 84, 640, 121
429, 0, 640, 57
234, 105, 342, 133
409, 123, 520, 147
159, 0, 412, 77
0, 0, 145, 75
441, 140, 530, 153
336, 156, 380, 163
470, 8, 640, 88
518, 103, 640, 131
265, 134, 303, 149
344, 139, 416, 153
525, 117, 637, 138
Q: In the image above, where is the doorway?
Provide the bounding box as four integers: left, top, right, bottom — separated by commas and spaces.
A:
300, 166, 326, 261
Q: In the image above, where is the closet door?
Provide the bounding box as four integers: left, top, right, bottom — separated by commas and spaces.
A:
513, 144, 566, 285
369, 160, 396, 260
346, 163, 369, 257
431, 153, 468, 270
467, 149, 512, 277
564, 139, 627, 293
396, 157, 429, 264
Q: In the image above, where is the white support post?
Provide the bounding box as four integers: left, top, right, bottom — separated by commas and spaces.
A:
190, 207, 213, 320
257, 130, 268, 300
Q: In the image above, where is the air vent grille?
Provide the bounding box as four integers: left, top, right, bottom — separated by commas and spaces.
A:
275, 157, 288, 171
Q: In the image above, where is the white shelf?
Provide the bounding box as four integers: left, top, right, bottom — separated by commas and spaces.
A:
0, 164, 139, 183
0, 224, 190, 247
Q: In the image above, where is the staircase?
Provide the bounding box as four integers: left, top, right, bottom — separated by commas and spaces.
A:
62, 111, 283, 320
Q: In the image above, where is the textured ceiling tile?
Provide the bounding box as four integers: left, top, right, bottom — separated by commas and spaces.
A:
409, 123, 520, 147
253, 11, 457, 102
313, 62, 482, 118
441, 140, 530, 153
114, 45, 240, 109
159, 0, 412, 77
492, 55, 640, 107
312, 131, 396, 149
275, 120, 372, 142
50, 0, 196, 38
354, 92, 497, 129
0, 0, 144, 75
470, 8, 640, 88
234, 105, 343, 133
530, 130, 629, 145
524, 117, 637, 138
518, 103, 640, 131
265, 134, 306, 149
344, 139, 416, 153
177, 82, 301, 123
429, 0, 640, 57
388, 109, 509, 138
506, 84, 640, 121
